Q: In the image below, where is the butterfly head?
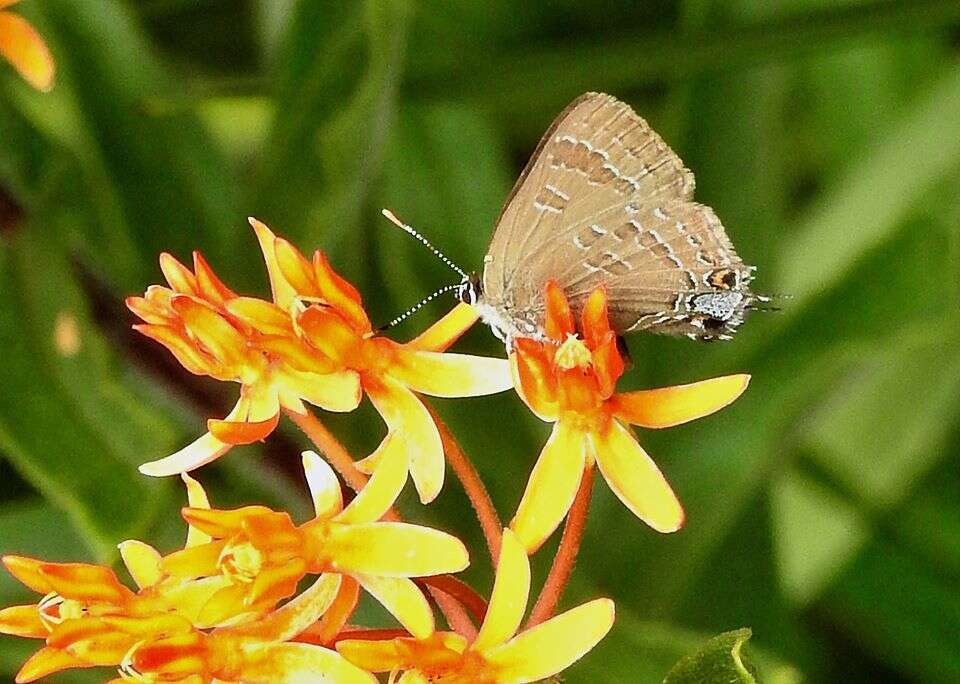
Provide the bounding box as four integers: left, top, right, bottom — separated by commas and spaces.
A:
456, 272, 482, 306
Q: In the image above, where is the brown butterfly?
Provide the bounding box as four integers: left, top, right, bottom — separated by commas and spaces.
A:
387, 92, 762, 344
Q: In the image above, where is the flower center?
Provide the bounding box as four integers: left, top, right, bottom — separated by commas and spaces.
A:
218, 541, 263, 584
37, 592, 86, 629
554, 334, 592, 370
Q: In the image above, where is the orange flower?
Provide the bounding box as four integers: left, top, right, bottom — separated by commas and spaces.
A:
509, 281, 750, 552
128, 250, 362, 477
161, 450, 469, 638
251, 219, 512, 503
337, 529, 614, 683
0, 1, 54, 91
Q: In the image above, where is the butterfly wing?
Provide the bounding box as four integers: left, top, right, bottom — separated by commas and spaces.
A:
482, 92, 754, 340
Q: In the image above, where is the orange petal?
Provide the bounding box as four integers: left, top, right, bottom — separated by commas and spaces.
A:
181, 505, 275, 539
484, 598, 614, 681
353, 575, 434, 639
172, 296, 248, 369
473, 530, 529, 651
336, 637, 407, 672
275, 236, 321, 297
610, 374, 750, 428
2, 555, 51, 593
590, 421, 684, 533
295, 575, 359, 645
162, 541, 226, 578
0, 604, 46, 638
0, 10, 53, 92
250, 217, 300, 309
248, 557, 308, 606
591, 333, 625, 398
280, 367, 362, 413
579, 287, 612, 348
132, 324, 214, 377
139, 430, 232, 477
509, 421, 586, 554
407, 303, 479, 352
33, 562, 130, 603
297, 306, 360, 366
240, 642, 376, 684
192, 251, 236, 304
159, 253, 198, 295
225, 297, 293, 335
229, 574, 342, 643
15, 646, 92, 683
313, 250, 371, 333
196, 582, 251, 626
207, 411, 279, 445
257, 336, 338, 374
510, 341, 559, 421
389, 348, 512, 398
324, 522, 468, 577
544, 280, 574, 341
126, 293, 171, 325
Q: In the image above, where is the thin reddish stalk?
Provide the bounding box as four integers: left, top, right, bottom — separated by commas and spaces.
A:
526, 465, 595, 628
428, 585, 478, 641
418, 575, 488, 626
285, 407, 369, 494
425, 402, 502, 564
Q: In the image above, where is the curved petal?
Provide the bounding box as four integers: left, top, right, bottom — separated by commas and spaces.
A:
509, 422, 586, 554
159, 253, 198, 295
172, 296, 248, 369
15, 646, 92, 683
118, 540, 162, 589
281, 367, 362, 413
302, 451, 344, 519
250, 218, 298, 311
208, 411, 279, 445
192, 252, 237, 304
0, 12, 54, 91
579, 287, 612, 348
324, 523, 468, 578
510, 343, 559, 421
407, 303, 478, 352
473, 530, 529, 651
312, 250, 370, 333
389, 349, 512, 398
336, 434, 407, 524
241, 642, 377, 684
484, 598, 614, 682
25, 562, 129, 603
544, 280, 575, 341
225, 297, 293, 335
609, 374, 750, 428
591, 421, 684, 533
354, 574, 434, 639
0, 604, 46, 638
336, 637, 406, 672
230, 574, 342, 642
139, 431, 232, 477
132, 323, 213, 377
296, 575, 359, 645
365, 377, 443, 504
181, 473, 213, 548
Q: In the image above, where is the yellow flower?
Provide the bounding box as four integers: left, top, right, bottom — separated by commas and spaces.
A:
127, 250, 362, 477
251, 218, 512, 503
509, 281, 750, 552
161, 450, 468, 638
0, 1, 54, 91
337, 530, 614, 683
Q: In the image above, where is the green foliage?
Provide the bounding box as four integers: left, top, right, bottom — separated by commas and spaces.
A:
1, 0, 959, 681
663, 628, 759, 684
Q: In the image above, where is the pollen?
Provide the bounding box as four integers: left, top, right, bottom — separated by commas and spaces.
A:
554, 334, 592, 370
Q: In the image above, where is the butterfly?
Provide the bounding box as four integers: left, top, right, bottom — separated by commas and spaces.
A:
384, 92, 762, 345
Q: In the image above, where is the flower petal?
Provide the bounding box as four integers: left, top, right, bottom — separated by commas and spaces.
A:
181, 473, 213, 547
281, 367, 362, 413
407, 303, 478, 352
0, 11, 54, 92
324, 523, 468, 578
139, 430, 232, 477
336, 433, 406, 524
544, 280, 575, 341
0, 604, 46, 638
296, 575, 359, 645
240, 642, 376, 684
225, 297, 293, 335
15, 646, 92, 683
250, 217, 298, 311
354, 574, 434, 639
365, 377, 443, 504
389, 348, 511, 398
312, 250, 370, 333
510, 342, 559, 421
473, 530, 529, 652
172, 296, 248, 369
2, 555, 51, 593
609, 374, 750, 428
118, 540, 162, 589
591, 421, 684, 533
302, 451, 344, 519
192, 251, 237, 304
230, 574, 342, 642
159, 253, 198, 295
132, 324, 213, 377
509, 421, 586, 553
484, 598, 614, 682
29, 562, 129, 603
208, 411, 279, 446
162, 541, 226, 578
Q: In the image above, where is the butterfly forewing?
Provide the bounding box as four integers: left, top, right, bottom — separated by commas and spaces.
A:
482, 92, 754, 340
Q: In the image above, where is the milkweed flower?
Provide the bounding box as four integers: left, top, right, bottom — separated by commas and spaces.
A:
127, 250, 362, 477
251, 219, 512, 503
509, 281, 750, 552
0, 1, 54, 91
337, 529, 614, 683
161, 450, 469, 638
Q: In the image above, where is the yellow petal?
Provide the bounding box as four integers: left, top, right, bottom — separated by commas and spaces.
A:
407, 303, 478, 352
250, 217, 298, 311
366, 377, 443, 504
591, 421, 684, 533
229, 574, 342, 642
390, 349, 512, 398
15, 646, 91, 683
302, 451, 343, 519
138, 430, 231, 477
509, 421, 586, 553
0, 604, 46, 638
473, 529, 530, 651
117, 540, 162, 589
281, 367, 362, 413
325, 522, 468, 578
0, 11, 54, 92
484, 598, 614, 682
336, 433, 407, 524
240, 642, 376, 684
336, 637, 405, 672
181, 473, 213, 548
609, 374, 750, 428
160, 575, 233, 626
353, 574, 434, 639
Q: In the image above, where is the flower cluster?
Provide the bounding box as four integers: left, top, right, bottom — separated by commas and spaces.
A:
0, 219, 749, 682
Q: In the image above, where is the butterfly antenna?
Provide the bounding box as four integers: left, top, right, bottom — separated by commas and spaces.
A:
377, 283, 461, 333
381, 208, 468, 279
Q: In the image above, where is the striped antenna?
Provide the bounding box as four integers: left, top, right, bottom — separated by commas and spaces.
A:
378, 283, 460, 332
381, 209, 468, 278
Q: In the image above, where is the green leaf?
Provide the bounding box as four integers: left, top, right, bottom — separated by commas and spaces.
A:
663, 628, 760, 684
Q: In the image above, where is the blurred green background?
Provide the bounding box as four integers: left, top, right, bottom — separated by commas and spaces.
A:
2, 0, 959, 681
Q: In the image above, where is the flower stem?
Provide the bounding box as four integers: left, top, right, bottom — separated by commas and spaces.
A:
285, 408, 369, 494
526, 465, 595, 628
424, 401, 503, 564
427, 585, 478, 641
